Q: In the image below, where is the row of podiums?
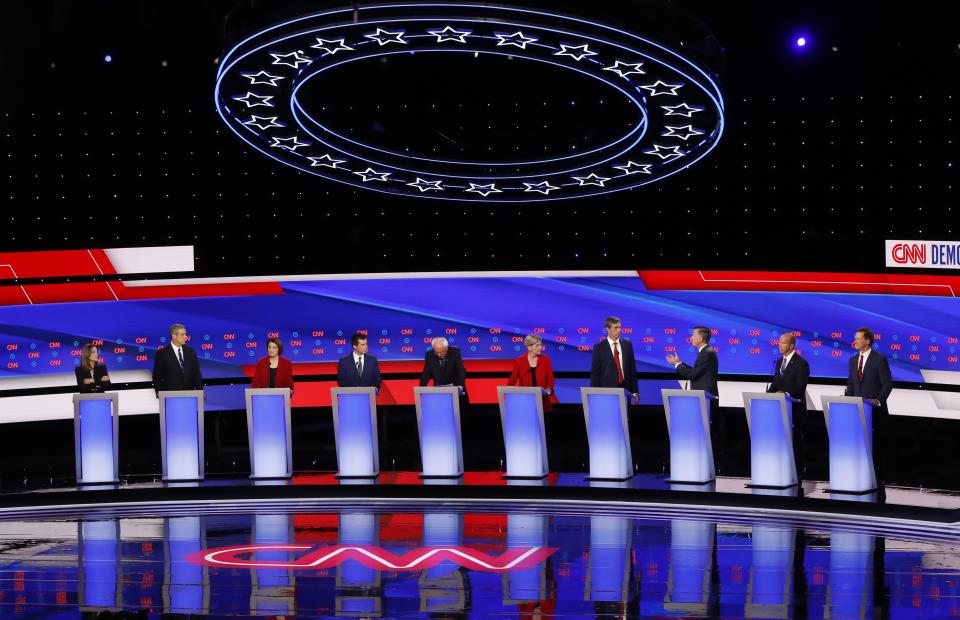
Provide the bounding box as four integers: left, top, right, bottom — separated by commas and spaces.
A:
72, 386, 880, 493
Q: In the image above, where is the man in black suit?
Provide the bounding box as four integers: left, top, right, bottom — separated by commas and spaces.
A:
844, 326, 892, 496
666, 326, 723, 462
337, 331, 382, 390
590, 316, 638, 400
767, 332, 811, 482
419, 337, 467, 396
152, 323, 204, 395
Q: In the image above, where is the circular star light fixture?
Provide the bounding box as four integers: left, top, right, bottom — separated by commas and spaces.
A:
215, 3, 725, 202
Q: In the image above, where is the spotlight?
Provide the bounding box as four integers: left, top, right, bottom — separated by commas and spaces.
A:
104, 54, 112, 63
793, 35, 809, 50
796, 37, 806, 47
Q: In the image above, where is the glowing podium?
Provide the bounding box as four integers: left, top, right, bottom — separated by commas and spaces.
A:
497, 386, 549, 479
661, 389, 717, 484
821, 396, 876, 493
581, 387, 633, 481
414, 386, 464, 478
244, 388, 293, 479
332, 387, 379, 479
73, 393, 120, 485
159, 390, 205, 482
743, 392, 799, 489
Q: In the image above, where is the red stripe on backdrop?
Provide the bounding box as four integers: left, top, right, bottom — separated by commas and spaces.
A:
638, 270, 960, 297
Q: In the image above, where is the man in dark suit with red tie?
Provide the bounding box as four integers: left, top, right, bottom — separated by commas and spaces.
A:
844, 327, 892, 496
666, 326, 722, 464
337, 332, 382, 390
152, 323, 204, 395
589, 316, 638, 399
767, 332, 811, 481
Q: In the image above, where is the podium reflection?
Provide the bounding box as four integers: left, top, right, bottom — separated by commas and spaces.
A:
336, 512, 382, 617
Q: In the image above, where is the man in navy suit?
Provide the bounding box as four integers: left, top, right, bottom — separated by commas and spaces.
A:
844, 327, 892, 497
152, 323, 204, 395
589, 316, 638, 399
337, 331, 382, 390
666, 326, 723, 465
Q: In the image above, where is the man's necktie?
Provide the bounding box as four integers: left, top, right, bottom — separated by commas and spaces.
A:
177, 348, 185, 372
857, 354, 864, 382
781, 357, 788, 375
613, 342, 625, 384
357, 357, 363, 376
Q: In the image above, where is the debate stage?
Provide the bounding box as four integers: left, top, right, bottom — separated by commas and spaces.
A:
0, 472, 959, 617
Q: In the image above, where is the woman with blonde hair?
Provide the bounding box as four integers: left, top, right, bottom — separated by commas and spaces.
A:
508, 334, 558, 412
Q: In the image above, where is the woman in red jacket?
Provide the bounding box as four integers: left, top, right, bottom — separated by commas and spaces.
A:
251, 337, 295, 393
508, 334, 559, 412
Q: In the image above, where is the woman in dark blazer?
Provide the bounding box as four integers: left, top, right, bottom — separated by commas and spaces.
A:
251, 337, 295, 393
508, 334, 559, 412
75, 343, 111, 393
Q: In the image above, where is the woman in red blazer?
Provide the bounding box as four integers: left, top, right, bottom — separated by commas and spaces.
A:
508, 334, 559, 412
251, 337, 295, 393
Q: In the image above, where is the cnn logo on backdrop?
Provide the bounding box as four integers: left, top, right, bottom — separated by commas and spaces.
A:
886, 240, 960, 269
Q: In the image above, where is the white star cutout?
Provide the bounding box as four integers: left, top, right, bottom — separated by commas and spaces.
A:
662, 125, 705, 141
353, 168, 392, 182
661, 103, 706, 117
554, 43, 597, 61
643, 144, 685, 159
233, 92, 274, 108
270, 51, 312, 69
269, 136, 310, 151
243, 115, 284, 130
603, 60, 646, 78
639, 80, 683, 96
365, 28, 407, 46
407, 178, 444, 192
427, 26, 472, 43
465, 183, 502, 197
522, 181, 559, 195
494, 31, 538, 49
310, 38, 354, 56
613, 161, 653, 175
240, 71, 285, 86
308, 154, 347, 168
571, 173, 611, 187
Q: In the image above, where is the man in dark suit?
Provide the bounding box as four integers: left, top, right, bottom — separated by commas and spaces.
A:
767, 332, 811, 482
152, 323, 204, 395
337, 331, 382, 390
419, 337, 467, 396
666, 326, 723, 462
844, 326, 892, 497
590, 316, 638, 400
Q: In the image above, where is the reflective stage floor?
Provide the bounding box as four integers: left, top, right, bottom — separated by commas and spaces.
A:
1, 490, 960, 617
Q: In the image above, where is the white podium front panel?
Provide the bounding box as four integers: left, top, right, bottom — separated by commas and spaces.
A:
414, 386, 464, 477
581, 388, 633, 481
821, 396, 876, 493
497, 386, 549, 479
743, 392, 797, 488
159, 390, 205, 482
73, 393, 120, 485
662, 389, 715, 484
332, 387, 379, 478
245, 388, 293, 479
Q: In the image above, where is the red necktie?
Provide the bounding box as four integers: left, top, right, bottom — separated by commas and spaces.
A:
857, 354, 864, 382
613, 342, 625, 385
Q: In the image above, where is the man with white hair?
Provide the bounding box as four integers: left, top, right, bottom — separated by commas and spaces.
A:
419, 337, 467, 398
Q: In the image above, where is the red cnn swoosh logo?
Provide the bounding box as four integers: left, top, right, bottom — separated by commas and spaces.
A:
187, 544, 556, 572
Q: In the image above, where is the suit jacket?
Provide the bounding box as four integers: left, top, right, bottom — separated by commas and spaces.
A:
844, 350, 893, 405
250, 356, 295, 391
508, 353, 559, 412
75, 363, 111, 393
590, 338, 639, 394
152, 344, 203, 394
337, 353, 382, 389
767, 353, 810, 413
675, 346, 720, 397
419, 346, 467, 390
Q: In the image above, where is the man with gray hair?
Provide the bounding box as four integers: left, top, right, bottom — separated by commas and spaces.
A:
419, 336, 467, 397
152, 323, 204, 395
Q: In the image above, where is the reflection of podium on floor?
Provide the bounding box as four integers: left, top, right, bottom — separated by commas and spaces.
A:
164, 516, 208, 614
821, 396, 876, 494
585, 516, 632, 603
78, 519, 120, 612
665, 520, 716, 615
661, 389, 716, 484
504, 514, 550, 604
420, 512, 468, 613
746, 525, 796, 618
251, 514, 294, 615
743, 392, 799, 489
337, 512, 382, 617
581, 387, 633, 481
